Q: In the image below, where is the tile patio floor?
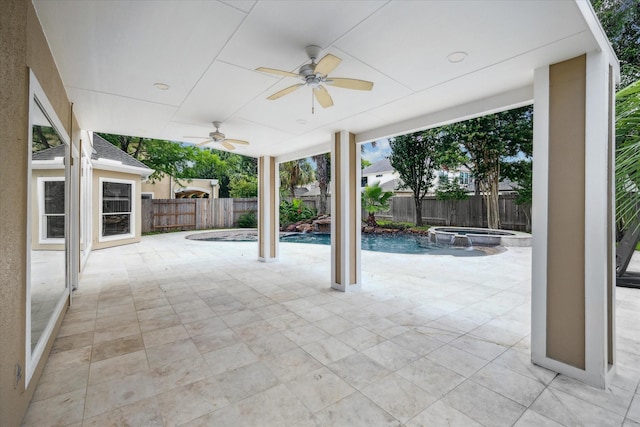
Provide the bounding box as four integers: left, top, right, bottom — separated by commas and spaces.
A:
23, 231, 640, 426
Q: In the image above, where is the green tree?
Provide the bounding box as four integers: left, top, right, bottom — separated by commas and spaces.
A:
441, 106, 533, 229
435, 178, 469, 226
98, 133, 198, 182
389, 129, 463, 226
229, 175, 258, 198
591, 0, 640, 88
502, 160, 533, 232
280, 159, 315, 198
362, 182, 393, 226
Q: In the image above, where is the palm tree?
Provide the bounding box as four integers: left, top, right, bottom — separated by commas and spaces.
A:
280, 159, 315, 199
615, 79, 640, 275
362, 182, 393, 226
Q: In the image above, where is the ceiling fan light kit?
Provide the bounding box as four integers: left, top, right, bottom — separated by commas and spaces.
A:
184, 121, 250, 151
257, 45, 374, 113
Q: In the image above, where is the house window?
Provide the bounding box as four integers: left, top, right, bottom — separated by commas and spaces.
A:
375, 174, 383, 178
438, 171, 449, 184
459, 172, 470, 185
38, 177, 65, 242
141, 192, 153, 200
100, 179, 134, 240
361, 176, 368, 187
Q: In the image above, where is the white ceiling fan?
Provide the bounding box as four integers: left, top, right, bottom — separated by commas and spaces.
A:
185, 122, 249, 151
256, 45, 374, 111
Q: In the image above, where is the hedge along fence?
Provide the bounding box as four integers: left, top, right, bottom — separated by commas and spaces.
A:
142, 193, 529, 233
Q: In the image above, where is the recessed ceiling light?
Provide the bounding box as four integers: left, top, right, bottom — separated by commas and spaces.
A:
153, 82, 170, 90
447, 52, 468, 63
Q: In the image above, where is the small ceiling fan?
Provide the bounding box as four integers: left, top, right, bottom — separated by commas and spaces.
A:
185, 122, 249, 151
256, 45, 374, 112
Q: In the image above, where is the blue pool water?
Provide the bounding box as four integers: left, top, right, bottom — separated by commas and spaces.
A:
280, 232, 488, 257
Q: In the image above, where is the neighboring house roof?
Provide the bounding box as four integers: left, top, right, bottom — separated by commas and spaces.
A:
31, 134, 153, 178
92, 134, 151, 170
380, 179, 401, 193
362, 158, 393, 175
32, 144, 66, 161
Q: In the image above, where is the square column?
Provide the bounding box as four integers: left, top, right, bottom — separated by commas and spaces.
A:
258, 156, 278, 262
331, 131, 361, 291
531, 53, 616, 388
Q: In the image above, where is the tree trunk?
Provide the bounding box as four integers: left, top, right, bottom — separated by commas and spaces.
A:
314, 154, 328, 214
367, 212, 377, 227
481, 172, 501, 229
414, 198, 423, 226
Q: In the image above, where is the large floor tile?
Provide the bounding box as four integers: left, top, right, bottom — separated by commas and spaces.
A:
314, 392, 401, 426
443, 380, 525, 427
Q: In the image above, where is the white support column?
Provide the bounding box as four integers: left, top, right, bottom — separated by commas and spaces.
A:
331, 131, 361, 291
258, 156, 278, 262
531, 52, 615, 388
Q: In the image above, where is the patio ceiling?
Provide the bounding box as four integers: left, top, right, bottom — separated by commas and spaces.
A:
33, 0, 610, 158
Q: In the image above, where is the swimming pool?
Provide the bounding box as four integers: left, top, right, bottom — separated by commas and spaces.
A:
279, 232, 493, 257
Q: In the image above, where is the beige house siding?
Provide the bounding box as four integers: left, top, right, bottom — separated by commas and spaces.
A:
141, 176, 219, 199
141, 175, 172, 199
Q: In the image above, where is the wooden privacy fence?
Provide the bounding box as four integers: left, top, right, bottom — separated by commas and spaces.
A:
141, 198, 257, 233
380, 194, 529, 231
142, 194, 529, 233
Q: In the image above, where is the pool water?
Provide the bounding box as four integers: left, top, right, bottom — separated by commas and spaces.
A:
280, 232, 489, 257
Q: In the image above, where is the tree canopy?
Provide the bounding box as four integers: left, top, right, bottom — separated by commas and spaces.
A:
98, 133, 258, 197
279, 159, 315, 199
440, 106, 533, 229
591, 0, 640, 88
388, 129, 463, 226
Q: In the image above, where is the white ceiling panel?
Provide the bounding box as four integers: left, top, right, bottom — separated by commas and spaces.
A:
32, 0, 614, 160
34, 0, 246, 106
335, 1, 588, 91
172, 60, 278, 126
67, 88, 177, 139
217, 0, 387, 72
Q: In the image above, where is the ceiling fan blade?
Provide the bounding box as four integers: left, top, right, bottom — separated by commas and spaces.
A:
196, 139, 214, 147
225, 138, 250, 145
326, 78, 374, 91
256, 67, 300, 78
313, 54, 341, 76
314, 85, 334, 108
221, 141, 236, 150
267, 83, 304, 100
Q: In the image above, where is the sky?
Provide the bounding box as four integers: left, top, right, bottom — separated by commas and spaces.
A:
360, 138, 391, 164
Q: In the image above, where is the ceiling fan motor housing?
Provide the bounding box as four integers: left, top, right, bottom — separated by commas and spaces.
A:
209, 131, 225, 141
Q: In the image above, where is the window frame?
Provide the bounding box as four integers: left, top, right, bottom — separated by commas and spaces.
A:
37, 177, 66, 244
99, 177, 135, 242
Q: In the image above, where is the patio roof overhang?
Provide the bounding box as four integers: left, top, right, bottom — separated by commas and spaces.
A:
33, 0, 618, 160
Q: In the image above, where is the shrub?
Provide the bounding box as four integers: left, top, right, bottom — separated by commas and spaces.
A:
280, 199, 316, 227
237, 211, 257, 228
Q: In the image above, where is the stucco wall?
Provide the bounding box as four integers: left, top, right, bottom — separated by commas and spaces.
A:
92, 170, 143, 250
141, 174, 172, 199
0, 1, 78, 425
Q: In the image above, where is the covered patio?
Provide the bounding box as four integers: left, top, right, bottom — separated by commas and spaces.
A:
23, 233, 640, 426
1, 1, 624, 425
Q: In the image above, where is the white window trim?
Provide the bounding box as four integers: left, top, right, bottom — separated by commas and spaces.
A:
37, 176, 65, 245
99, 177, 135, 242
141, 192, 154, 199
